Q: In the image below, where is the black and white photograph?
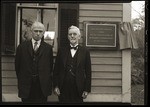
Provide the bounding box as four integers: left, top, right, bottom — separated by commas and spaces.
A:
1, 0, 147, 105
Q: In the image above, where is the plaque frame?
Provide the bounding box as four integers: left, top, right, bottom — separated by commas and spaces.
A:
83, 21, 119, 50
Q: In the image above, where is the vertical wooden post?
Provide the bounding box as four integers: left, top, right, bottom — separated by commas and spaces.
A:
122, 50, 131, 102
122, 3, 131, 103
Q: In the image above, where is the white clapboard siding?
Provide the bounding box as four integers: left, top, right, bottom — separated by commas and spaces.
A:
91, 86, 121, 94
90, 51, 122, 91
84, 93, 122, 102
2, 56, 15, 63
2, 86, 18, 93
92, 72, 122, 79
90, 51, 122, 57
79, 3, 123, 102
89, 50, 122, 99
79, 17, 122, 23
79, 3, 122, 29
2, 78, 17, 86
91, 57, 121, 64
2, 56, 16, 95
2, 70, 16, 78
92, 64, 122, 72
2, 63, 15, 71
80, 3, 122, 10
80, 10, 122, 17
92, 79, 121, 86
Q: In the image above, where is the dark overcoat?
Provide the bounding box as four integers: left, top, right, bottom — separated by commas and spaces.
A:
53, 45, 91, 96
15, 40, 53, 98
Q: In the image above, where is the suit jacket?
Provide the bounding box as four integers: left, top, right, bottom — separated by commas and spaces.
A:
53, 45, 91, 96
15, 40, 53, 98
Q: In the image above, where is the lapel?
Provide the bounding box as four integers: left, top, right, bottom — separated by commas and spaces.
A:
27, 40, 33, 57
77, 45, 83, 67
38, 41, 45, 58
62, 47, 70, 67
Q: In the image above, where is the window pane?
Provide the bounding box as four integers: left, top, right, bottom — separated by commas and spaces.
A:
22, 9, 37, 41
42, 9, 57, 54
21, 7, 57, 54
43, 10, 56, 31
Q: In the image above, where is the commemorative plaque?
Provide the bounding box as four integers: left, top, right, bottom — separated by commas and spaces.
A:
85, 23, 117, 48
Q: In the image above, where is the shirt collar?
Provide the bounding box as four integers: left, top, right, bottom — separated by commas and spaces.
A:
32, 38, 41, 46
70, 44, 78, 47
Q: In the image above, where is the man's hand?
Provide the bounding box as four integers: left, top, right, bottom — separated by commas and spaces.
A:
54, 87, 60, 96
82, 91, 89, 99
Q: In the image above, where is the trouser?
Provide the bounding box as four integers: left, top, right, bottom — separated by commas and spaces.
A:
21, 76, 47, 103
58, 72, 83, 103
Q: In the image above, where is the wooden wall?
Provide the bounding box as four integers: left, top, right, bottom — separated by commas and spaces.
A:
90, 51, 122, 94
2, 56, 21, 102
79, 3, 123, 102
2, 56, 17, 94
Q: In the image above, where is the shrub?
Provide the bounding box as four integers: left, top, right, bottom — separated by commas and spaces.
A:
131, 28, 145, 85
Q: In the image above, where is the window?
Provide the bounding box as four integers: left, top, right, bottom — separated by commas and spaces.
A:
17, 3, 58, 55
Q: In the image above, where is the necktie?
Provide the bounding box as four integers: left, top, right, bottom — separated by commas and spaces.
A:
34, 41, 38, 52
70, 45, 78, 50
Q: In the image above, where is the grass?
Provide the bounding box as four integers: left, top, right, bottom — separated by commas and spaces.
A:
131, 84, 144, 105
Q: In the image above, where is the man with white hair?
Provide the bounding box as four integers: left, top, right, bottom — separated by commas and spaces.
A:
53, 25, 91, 103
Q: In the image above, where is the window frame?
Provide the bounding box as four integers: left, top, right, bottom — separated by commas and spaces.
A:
16, 3, 59, 56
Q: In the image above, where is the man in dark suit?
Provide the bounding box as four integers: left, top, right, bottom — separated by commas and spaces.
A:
53, 25, 91, 103
15, 21, 53, 103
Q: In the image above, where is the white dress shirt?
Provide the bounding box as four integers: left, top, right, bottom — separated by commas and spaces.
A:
32, 39, 41, 49
70, 44, 78, 57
